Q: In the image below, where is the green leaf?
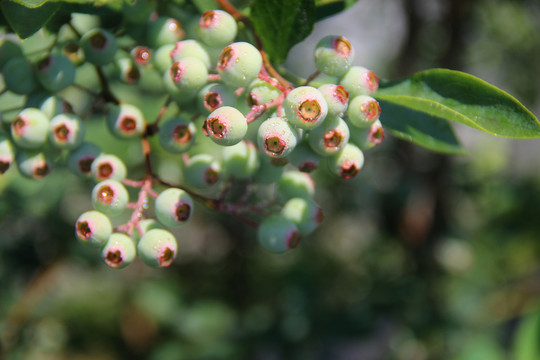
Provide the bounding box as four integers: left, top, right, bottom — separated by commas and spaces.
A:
8, 0, 122, 7
375, 69, 540, 139
513, 311, 540, 360
0, 0, 60, 38
251, 0, 316, 63
314, 0, 358, 21
379, 99, 468, 155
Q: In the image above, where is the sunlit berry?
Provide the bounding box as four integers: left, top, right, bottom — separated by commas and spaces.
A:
340, 66, 379, 97
217, 42, 262, 88
91, 179, 129, 216
205, 106, 247, 146
80, 28, 118, 66
283, 86, 328, 130
154, 187, 194, 227
137, 229, 178, 268
75, 210, 113, 248
91, 153, 127, 182
351, 119, 385, 150
158, 116, 196, 154
169, 58, 208, 97
276, 170, 315, 201
40, 96, 74, 119
318, 84, 349, 117
153, 43, 175, 74
326, 143, 365, 179
16, 150, 50, 180
171, 39, 211, 69
183, 154, 221, 189
347, 95, 381, 128
198, 83, 237, 114
314, 35, 355, 76
101, 233, 136, 269
257, 117, 298, 158
48, 113, 85, 150
308, 116, 349, 156
11, 108, 49, 149
106, 103, 146, 139
197, 10, 238, 48
0, 134, 14, 175
257, 214, 301, 254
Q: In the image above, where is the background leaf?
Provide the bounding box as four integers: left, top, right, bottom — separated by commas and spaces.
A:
314, 0, 358, 21
250, 0, 316, 63
513, 311, 540, 360
376, 69, 540, 139
379, 99, 468, 155
0, 0, 60, 38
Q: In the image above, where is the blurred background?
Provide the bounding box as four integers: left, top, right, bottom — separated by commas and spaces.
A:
1, 0, 540, 359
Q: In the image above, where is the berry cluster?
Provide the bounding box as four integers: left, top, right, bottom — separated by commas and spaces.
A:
0, 8, 384, 269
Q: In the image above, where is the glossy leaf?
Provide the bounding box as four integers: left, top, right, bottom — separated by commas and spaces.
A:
0, 0, 60, 38
376, 69, 540, 138
378, 99, 468, 155
251, 0, 316, 63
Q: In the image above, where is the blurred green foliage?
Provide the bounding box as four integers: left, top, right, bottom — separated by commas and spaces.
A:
1, 0, 540, 359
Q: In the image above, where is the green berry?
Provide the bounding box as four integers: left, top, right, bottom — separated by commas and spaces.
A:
283, 86, 328, 130
0, 133, 15, 175
183, 154, 221, 189
16, 150, 50, 180
132, 218, 163, 243
91, 153, 127, 182
257, 117, 298, 158
217, 42, 262, 88
287, 139, 320, 172
281, 197, 324, 236
0, 38, 23, 69
205, 106, 247, 146
347, 95, 381, 128
11, 108, 49, 149
351, 119, 385, 150
137, 229, 178, 268
222, 140, 259, 179
198, 83, 237, 114
308, 116, 349, 156
158, 117, 196, 154
101, 233, 136, 269
154, 187, 194, 227
91, 179, 129, 216
153, 44, 175, 74
66, 142, 101, 177
169, 58, 208, 97
253, 153, 284, 184
48, 113, 85, 150
326, 143, 364, 179
106, 103, 146, 139
314, 35, 355, 76
147, 17, 184, 48
196, 10, 238, 48
40, 96, 74, 119
339, 66, 379, 97
171, 39, 211, 69
257, 214, 301, 254
80, 28, 118, 66
115, 57, 141, 84
35, 54, 76, 92
318, 84, 349, 117
276, 170, 315, 201
131, 46, 152, 65
2, 57, 38, 95
61, 40, 85, 66
247, 78, 281, 108
75, 210, 113, 247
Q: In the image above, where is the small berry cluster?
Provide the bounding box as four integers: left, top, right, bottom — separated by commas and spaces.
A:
0, 7, 384, 268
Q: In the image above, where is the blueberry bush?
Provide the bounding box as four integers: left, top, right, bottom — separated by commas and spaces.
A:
1, 0, 539, 359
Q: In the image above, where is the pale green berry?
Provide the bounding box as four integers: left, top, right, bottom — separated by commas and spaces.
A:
283, 86, 328, 130
115, 57, 141, 84
75, 210, 113, 247
91, 153, 127, 182
198, 83, 237, 114
171, 39, 211, 69
132, 218, 163, 243
91, 179, 129, 216
257, 214, 301, 254
183, 154, 221, 189
154, 187, 194, 227
153, 43, 175, 74
137, 229, 178, 268
276, 170, 315, 201
196, 10, 238, 48
158, 117, 196, 154
169, 58, 208, 97
205, 106, 247, 146
101, 233, 136, 269
281, 197, 324, 236
347, 95, 381, 128
314, 35, 355, 76
11, 108, 49, 149
351, 119, 385, 150
318, 84, 349, 117
106, 103, 146, 139
80, 28, 118, 66
217, 42, 262, 88
48, 113, 85, 150
308, 116, 349, 156
326, 143, 364, 179
257, 117, 298, 158
16, 150, 50, 180
339, 66, 379, 97
147, 17, 184, 48
40, 96, 74, 119
66, 142, 101, 177
0, 133, 15, 175
222, 140, 259, 179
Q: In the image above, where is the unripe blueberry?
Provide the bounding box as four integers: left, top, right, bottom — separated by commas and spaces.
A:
132, 218, 163, 243
35, 54, 76, 92
91, 179, 129, 216
171, 39, 211, 69
16, 150, 50, 180
115, 57, 141, 84
253, 153, 285, 184
48, 113, 85, 150
198, 83, 237, 114
351, 119, 385, 150
131, 46, 152, 65
80, 28, 117, 66
2, 57, 38, 95
308, 116, 349, 156
147, 17, 184, 48
66, 142, 101, 177
318, 84, 349, 117
0, 38, 23, 69
204, 106, 247, 146
122, 0, 155, 24
137, 229, 178, 268
183, 154, 221, 189
153, 44, 175, 74
91, 153, 127, 182
40, 96, 74, 119
314, 35, 355, 76
75, 210, 113, 247
217, 42, 262, 88
62, 40, 85, 65
276, 170, 315, 201
11, 108, 49, 149
257, 117, 298, 158
347, 95, 381, 128
222, 140, 259, 179
169, 58, 208, 97
154, 187, 194, 227
339, 66, 379, 97
287, 139, 320, 172
197, 10, 237, 48
0, 134, 14, 174
158, 117, 196, 154
106, 103, 146, 139
283, 86, 328, 130
247, 78, 281, 108
281, 197, 324, 236
257, 214, 301, 254
101, 233, 136, 269
326, 143, 364, 179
